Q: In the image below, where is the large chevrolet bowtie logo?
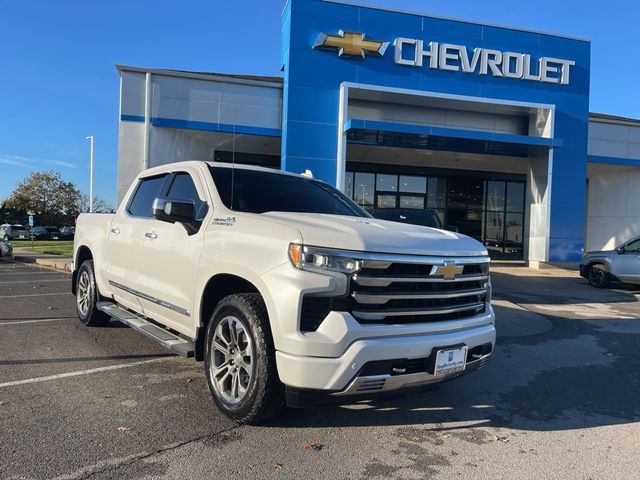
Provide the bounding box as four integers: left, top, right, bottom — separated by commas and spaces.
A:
431, 262, 464, 280
313, 30, 389, 59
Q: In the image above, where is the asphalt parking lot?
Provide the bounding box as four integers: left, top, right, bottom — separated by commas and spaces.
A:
1, 259, 639, 480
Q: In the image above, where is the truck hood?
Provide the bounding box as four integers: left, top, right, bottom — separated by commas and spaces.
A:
262, 212, 487, 257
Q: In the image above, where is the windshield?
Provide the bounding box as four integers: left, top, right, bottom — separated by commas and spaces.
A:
209, 166, 369, 217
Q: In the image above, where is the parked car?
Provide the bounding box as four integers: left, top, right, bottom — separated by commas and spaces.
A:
0, 224, 31, 240
0, 238, 12, 257
73, 161, 494, 424
60, 226, 75, 240
371, 208, 458, 232
580, 235, 640, 288
30, 226, 61, 240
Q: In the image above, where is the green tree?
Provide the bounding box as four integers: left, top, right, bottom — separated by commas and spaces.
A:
4, 171, 82, 226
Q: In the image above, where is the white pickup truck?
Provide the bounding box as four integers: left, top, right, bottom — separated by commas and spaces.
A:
73, 161, 495, 423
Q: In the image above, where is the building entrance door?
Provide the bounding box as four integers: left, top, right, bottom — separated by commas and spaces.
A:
446, 179, 525, 259
345, 169, 526, 259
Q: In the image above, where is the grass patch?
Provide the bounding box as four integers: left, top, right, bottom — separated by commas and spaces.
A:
12, 240, 73, 257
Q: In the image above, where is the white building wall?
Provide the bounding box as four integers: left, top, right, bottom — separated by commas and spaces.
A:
148, 128, 213, 167
116, 121, 145, 207
117, 67, 284, 205
586, 163, 640, 251
348, 99, 529, 135
588, 120, 640, 160
152, 75, 282, 129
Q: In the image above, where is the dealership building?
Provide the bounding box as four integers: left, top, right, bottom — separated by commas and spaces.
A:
116, 0, 640, 265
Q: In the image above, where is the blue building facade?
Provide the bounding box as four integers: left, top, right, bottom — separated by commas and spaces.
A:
281, 0, 590, 263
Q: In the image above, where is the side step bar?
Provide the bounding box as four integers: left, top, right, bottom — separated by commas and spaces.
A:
97, 302, 195, 357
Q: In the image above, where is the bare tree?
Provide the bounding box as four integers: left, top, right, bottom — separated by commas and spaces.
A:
77, 193, 114, 214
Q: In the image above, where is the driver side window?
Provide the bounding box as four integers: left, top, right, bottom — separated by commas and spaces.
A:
166, 172, 207, 221
624, 238, 640, 253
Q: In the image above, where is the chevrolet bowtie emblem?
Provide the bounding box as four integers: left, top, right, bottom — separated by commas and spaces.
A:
431, 262, 464, 280
313, 30, 389, 59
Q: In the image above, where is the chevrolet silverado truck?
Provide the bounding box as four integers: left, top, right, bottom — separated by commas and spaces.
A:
72, 161, 495, 423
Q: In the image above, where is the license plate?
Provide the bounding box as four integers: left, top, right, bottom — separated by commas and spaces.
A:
51, 236, 58, 240
433, 346, 468, 376
19, 235, 25, 239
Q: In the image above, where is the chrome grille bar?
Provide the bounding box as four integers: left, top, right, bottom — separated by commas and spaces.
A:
352, 288, 488, 305
352, 302, 485, 321
353, 274, 489, 287
351, 302, 484, 320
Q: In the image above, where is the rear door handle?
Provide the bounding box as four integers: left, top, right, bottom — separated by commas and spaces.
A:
110, 227, 120, 235
144, 231, 158, 239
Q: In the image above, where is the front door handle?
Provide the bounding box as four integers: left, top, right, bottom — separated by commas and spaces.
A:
110, 227, 120, 235
144, 231, 158, 239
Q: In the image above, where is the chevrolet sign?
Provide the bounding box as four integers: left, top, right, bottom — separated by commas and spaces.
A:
314, 30, 575, 85
394, 38, 575, 85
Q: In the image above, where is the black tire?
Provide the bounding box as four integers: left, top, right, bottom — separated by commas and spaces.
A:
75, 260, 110, 326
588, 264, 610, 288
204, 293, 285, 424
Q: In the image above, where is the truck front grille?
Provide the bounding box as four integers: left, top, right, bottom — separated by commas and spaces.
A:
350, 257, 489, 324
300, 254, 490, 331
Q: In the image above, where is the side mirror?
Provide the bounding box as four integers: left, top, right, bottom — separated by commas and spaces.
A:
616, 246, 625, 255
446, 225, 459, 233
152, 197, 200, 234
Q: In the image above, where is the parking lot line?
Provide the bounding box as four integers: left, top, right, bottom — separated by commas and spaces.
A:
0, 318, 76, 326
0, 279, 69, 284
0, 357, 174, 389
0, 292, 71, 299
0, 271, 64, 275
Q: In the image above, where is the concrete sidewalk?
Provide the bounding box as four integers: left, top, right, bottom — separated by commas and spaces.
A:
10, 249, 72, 272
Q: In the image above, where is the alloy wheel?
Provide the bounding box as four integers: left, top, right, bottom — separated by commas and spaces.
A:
210, 315, 254, 405
77, 270, 91, 317
589, 267, 606, 287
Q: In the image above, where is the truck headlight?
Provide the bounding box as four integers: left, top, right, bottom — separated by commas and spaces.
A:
288, 244, 361, 275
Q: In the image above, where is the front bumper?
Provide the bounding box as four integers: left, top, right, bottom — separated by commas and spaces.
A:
285, 351, 491, 407
579, 264, 588, 278
275, 320, 495, 392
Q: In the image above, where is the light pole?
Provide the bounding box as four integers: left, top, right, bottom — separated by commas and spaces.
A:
85, 135, 94, 213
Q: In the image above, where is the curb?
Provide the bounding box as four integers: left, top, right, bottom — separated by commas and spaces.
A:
12, 255, 72, 272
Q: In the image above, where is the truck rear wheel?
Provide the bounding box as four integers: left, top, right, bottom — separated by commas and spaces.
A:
76, 260, 110, 326
204, 293, 285, 424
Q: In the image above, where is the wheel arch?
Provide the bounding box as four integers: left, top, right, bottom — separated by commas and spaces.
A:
72, 245, 94, 295
587, 259, 611, 273
196, 273, 265, 361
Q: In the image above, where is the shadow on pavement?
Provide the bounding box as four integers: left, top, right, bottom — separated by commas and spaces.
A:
269, 314, 640, 432
491, 270, 640, 305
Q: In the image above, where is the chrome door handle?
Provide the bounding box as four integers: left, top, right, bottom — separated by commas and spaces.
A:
144, 231, 158, 239
110, 227, 120, 235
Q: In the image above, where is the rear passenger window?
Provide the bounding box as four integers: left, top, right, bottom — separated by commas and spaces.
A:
128, 175, 167, 217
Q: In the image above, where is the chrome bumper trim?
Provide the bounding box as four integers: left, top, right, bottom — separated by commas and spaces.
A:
332, 354, 492, 396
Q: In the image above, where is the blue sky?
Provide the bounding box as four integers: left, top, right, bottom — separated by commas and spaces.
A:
1, 0, 638, 206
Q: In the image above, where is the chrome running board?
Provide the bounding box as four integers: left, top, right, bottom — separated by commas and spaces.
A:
97, 302, 194, 357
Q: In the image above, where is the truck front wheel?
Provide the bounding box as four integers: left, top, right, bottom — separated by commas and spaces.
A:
588, 264, 610, 288
204, 293, 285, 424
75, 260, 110, 326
